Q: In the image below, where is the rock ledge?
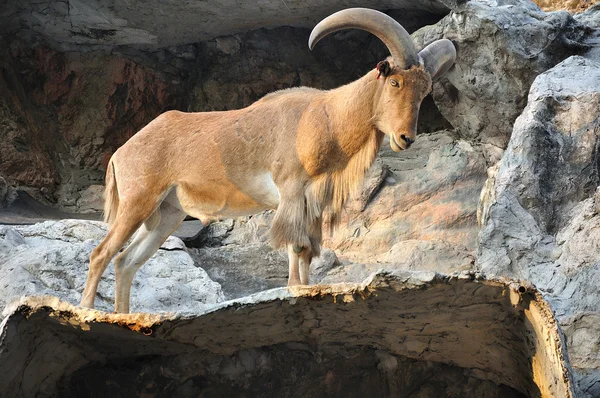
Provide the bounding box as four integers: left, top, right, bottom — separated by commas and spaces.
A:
0, 271, 574, 397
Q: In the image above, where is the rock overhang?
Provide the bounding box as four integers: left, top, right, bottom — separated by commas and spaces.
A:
0, 270, 574, 397
1, 0, 460, 50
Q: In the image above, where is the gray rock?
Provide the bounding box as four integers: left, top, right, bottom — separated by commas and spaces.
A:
325, 130, 486, 273
3, 1, 454, 49
75, 184, 104, 213
173, 219, 205, 243
0, 219, 224, 315
576, 4, 600, 61
575, 3, 600, 29
189, 243, 288, 300
477, 55, 600, 397
413, 0, 588, 149
319, 240, 474, 285
189, 242, 340, 300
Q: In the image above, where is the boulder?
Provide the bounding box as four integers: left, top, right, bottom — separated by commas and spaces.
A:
478, 55, 600, 397
413, 0, 588, 149
324, 131, 485, 271
0, 219, 224, 315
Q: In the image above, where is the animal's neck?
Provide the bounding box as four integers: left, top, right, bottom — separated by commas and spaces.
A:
310, 69, 384, 218
325, 69, 382, 155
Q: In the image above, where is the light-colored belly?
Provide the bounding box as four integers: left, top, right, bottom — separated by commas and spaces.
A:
173, 172, 280, 219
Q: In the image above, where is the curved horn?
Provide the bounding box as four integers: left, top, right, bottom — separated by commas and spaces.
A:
309, 8, 418, 69
418, 39, 457, 80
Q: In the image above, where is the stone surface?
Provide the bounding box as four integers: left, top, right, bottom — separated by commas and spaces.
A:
324, 131, 485, 269
413, 0, 588, 149
0, 272, 574, 397
575, 3, 600, 28
2, 0, 454, 49
0, 219, 224, 314
190, 244, 340, 300
0, 191, 101, 225
477, 55, 600, 397
0, 39, 189, 209
75, 184, 104, 213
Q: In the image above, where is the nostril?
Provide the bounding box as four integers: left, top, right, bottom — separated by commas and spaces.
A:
400, 135, 414, 144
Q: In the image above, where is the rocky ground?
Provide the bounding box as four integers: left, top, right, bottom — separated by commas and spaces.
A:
1, 0, 600, 397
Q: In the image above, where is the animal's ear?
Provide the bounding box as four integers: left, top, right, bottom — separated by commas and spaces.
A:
418, 39, 456, 80
376, 60, 392, 78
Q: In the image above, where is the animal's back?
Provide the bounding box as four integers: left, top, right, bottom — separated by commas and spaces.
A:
108, 87, 324, 218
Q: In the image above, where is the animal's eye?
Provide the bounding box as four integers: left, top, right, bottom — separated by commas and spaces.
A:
390, 79, 401, 88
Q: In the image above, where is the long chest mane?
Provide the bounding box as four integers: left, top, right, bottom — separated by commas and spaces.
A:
307, 128, 384, 224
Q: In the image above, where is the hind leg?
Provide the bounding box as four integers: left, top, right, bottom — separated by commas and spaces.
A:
80, 212, 146, 309
113, 200, 186, 313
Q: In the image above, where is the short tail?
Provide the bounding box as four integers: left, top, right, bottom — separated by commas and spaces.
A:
103, 160, 119, 226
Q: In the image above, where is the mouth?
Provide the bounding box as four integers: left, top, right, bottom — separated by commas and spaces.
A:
390, 135, 405, 152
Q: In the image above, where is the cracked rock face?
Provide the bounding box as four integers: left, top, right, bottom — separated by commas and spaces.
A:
0, 272, 574, 397
413, 0, 588, 149
324, 131, 485, 272
478, 55, 600, 397
0, 219, 224, 314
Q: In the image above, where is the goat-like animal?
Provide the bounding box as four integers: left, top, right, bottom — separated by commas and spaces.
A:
81, 8, 456, 313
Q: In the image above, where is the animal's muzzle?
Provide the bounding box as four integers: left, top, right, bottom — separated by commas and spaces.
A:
390, 134, 415, 152
400, 134, 414, 149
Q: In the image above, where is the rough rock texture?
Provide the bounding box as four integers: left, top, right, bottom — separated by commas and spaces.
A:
576, 3, 600, 28
413, 0, 588, 149
478, 56, 600, 397
1, 0, 454, 49
0, 219, 224, 314
324, 132, 485, 269
0, 39, 189, 210
0, 272, 574, 397
186, 212, 339, 300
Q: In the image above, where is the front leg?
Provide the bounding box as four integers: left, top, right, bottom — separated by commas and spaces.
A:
287, 244, 302, 286
288, 245, 313, 286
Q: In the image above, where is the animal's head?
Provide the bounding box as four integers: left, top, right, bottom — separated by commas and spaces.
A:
309, 8, 456, 152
